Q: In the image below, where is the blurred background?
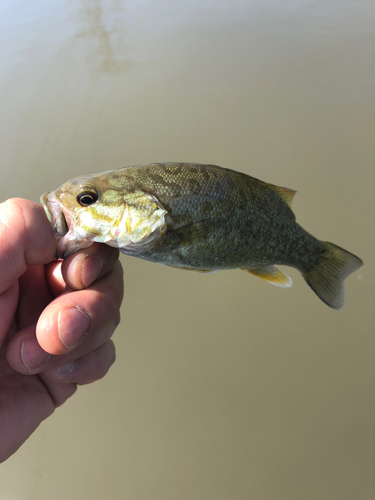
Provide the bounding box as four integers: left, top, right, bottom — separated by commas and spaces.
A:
0, 1, 374, 499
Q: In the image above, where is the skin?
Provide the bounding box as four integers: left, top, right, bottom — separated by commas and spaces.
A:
0, 198, 124, 463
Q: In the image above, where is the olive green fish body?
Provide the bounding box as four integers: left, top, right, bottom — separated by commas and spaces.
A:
89, 163, 316, 268
41, 163, 363, 309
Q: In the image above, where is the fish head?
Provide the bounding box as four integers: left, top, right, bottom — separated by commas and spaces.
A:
40, 171, 168, 258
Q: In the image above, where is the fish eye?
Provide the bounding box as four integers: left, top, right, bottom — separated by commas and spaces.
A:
77, 190, 98, 206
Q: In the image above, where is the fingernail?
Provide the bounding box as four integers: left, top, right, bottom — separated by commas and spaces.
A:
58, 307, 90, 348
81, 255, 103, 288
53, 361, 76, 378
21, 337, 51, 371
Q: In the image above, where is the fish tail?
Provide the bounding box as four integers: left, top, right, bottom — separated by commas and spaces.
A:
302, 242, 363, 310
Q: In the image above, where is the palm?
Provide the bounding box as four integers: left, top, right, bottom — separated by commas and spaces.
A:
0, 263, 79, 461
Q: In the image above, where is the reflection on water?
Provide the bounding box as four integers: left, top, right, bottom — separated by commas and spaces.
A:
74, 0, 133, 74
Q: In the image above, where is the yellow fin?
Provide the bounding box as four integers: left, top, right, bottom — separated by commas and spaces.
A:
268, 184, 296, 209
242, 265, 292, 288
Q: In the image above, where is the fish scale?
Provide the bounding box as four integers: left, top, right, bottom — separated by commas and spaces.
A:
41, 162, 363, 309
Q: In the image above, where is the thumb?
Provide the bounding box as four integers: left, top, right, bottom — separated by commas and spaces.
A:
0, 199, 56, 295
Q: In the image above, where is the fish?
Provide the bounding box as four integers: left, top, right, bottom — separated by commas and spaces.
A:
40, 162, 363, 309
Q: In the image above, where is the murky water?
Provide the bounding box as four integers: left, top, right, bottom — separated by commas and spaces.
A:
0, 1, 374, 499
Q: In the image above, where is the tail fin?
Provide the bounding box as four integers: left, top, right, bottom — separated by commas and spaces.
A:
302, 242, 363, 310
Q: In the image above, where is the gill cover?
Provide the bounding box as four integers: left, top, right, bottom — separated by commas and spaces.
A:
114, 190, 168, 250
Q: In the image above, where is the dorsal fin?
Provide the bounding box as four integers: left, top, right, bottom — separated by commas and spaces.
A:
268, 184, 297, 209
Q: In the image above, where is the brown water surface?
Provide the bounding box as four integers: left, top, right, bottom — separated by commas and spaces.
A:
0, 1, 374, 499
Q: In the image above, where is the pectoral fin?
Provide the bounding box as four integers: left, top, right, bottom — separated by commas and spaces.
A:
242, 265, 292, 288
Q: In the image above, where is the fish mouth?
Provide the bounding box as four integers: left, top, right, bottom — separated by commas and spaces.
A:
40, 192, 69, 238
40, 192, 93, 259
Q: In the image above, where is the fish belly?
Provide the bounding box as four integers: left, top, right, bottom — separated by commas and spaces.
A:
121, 215, 326, 273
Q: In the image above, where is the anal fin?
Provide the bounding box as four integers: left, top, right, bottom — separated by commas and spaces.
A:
242, 265, 292, 288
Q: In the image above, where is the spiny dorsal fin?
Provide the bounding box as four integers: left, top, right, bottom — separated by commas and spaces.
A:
242, 265, 292, 288
268, 184, 297, 209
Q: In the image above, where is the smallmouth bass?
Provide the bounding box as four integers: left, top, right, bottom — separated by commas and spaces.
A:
41, 162, 363, 309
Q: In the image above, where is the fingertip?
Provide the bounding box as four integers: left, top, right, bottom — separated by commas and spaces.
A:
5, 324, 52, 375
20, 337, 51, 372
36, 301, 92, 356
45, 340, 116, 386
61, 244, 119, 290
36, 312, 64, 355
80, 255, 104, 288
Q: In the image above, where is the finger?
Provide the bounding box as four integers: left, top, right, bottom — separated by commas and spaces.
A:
0, 281, 18, 345
34, 377, 77, 408
17, 265, 55, 329
0, 199, 56, 295
45, 260, 65, 297
60, 243, 120, 291
36, 260, 123, 355
42, 340, 116, 386
5, 259, 123, 371
44, 244, 120, 298
5, 315, 119, 375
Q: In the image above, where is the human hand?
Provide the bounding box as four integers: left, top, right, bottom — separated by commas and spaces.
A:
0, 199, 124, 462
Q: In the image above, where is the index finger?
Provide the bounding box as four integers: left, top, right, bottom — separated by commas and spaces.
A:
0, 199, 56, 295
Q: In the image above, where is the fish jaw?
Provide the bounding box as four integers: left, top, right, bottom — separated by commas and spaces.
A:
40, 191, 93, 258
40, 192, 69, 237
55, 228, 94, 259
